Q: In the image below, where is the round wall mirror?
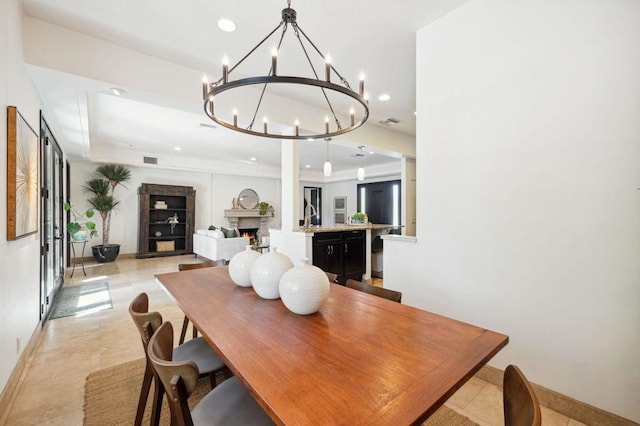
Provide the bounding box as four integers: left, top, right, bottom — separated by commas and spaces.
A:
238, 188, 259, 209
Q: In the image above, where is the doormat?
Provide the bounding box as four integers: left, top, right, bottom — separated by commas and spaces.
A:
49, 280, 112, 319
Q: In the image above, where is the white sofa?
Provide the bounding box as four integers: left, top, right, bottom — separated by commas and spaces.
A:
193, 230, 250, 261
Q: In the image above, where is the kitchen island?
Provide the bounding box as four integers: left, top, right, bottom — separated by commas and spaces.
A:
295, 224, 400, 283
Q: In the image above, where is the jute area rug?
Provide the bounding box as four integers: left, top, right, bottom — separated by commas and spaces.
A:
84, 358, 478, 425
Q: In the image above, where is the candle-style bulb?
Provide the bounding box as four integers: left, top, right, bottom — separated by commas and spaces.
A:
263, 116, 268, 134
232, 109, 238, 127
294, 119, 300, 136
271, 47, 278, 76
202, 73, 209, 100
359, 72, 365, 97
350, 107, 355, 126
325, 115, 330, 133
222, 55, 229, 83
325, 54, 332, 82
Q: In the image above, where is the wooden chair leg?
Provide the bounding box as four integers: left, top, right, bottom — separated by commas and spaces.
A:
179, 315, 189, 345
209, 372, 217, 389
134, 360, 154, 426
150, 374, 164, 426
192, 324, 198, 339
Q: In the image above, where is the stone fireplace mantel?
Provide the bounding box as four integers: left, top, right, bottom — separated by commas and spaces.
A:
224, 209, 271, 236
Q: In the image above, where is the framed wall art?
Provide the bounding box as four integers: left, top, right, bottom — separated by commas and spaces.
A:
7, 106, 39, 240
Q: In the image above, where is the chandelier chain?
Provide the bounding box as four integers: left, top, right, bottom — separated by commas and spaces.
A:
293, 22, 342, 130
213, 23, 283, 87
296, 25, 352, 91
248, 22, 289, 130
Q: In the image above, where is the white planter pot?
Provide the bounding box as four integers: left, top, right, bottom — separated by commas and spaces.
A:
229, 246, 261, 287
279, 259, 330, 315
72, 230, 87, 241
250, 248, 293, 299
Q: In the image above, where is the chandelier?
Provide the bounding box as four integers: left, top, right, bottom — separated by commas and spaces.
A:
201, 0, 369, 140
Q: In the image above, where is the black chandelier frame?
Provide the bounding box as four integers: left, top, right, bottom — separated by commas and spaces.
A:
202, 1, 369, 140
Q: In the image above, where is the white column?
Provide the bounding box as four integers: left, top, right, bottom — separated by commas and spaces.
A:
401, 156, 416, 236
363, 229, 372, 283
272, 137, 313, 262
281, 138, 299, 233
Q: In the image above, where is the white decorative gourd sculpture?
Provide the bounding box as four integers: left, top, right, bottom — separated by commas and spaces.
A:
228, 245, 261, 287
279, 258, 330, 315
250, 248, 293, 299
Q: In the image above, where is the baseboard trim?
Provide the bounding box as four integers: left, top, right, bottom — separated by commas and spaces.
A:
0, 324, 42, 423
475, 365, 637, 426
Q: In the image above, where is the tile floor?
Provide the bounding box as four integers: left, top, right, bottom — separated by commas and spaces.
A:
1, 255, 585, 425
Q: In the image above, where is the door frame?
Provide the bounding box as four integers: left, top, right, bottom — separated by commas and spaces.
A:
39, 113, 65, 324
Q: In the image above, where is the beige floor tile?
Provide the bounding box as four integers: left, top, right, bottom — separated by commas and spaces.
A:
460, 382, 504, 426
446, 376, 488, 410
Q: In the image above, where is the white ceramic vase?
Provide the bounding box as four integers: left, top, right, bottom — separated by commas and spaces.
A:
228, 245, 261, 287
279, 258, 330, 315
250, 248, 293, 299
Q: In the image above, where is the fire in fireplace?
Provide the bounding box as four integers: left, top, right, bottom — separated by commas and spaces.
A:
239, 228, 258, 245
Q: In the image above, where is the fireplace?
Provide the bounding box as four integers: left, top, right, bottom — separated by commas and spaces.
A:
239, 228, 258, 245
224, 209, 271, 244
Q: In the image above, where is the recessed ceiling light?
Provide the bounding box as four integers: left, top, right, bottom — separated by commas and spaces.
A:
174, 147, 181, 151
110, 87, 126, 96
378, 94, 390, 102
369, 151, 374, 155
218, 18, 237, 32
305, 164, 311, 168
250, 157, 257, 161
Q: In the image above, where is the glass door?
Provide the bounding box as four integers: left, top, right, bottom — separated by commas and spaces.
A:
40, 114, 64, 322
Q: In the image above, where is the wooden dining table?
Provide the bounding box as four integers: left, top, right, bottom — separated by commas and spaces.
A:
155, 266, 508, 425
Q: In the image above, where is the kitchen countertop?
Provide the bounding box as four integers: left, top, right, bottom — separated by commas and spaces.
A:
295, 224, 401, 233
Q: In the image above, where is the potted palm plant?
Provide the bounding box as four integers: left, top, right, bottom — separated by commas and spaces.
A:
85, 163, 132, 263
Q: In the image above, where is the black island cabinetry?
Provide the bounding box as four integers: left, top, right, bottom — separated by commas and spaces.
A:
312, 230, 365, 284
137, 183, 195, 258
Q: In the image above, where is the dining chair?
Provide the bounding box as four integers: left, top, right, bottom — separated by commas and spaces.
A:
325, 271, 338, 283
129, 292, 229, 426
345, 279, 402, 303
177, 260, 225, 344
503, 364, 541, 426
148, 321, 274, 426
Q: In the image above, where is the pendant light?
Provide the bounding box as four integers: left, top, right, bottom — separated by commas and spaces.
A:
323, 138, 332, 177
356, 145, 365, 181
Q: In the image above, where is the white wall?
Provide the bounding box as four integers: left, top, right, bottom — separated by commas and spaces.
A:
385, 0, 640, 421
210, 173, 281, 230
0, 0, 45, 395
68, 162, 281, 254
323, 180, 358, 225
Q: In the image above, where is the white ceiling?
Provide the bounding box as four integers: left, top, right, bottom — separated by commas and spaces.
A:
22, 0, 469, 177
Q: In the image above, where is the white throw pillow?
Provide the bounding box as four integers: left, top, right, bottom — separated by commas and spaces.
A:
210, 229, 225, 239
